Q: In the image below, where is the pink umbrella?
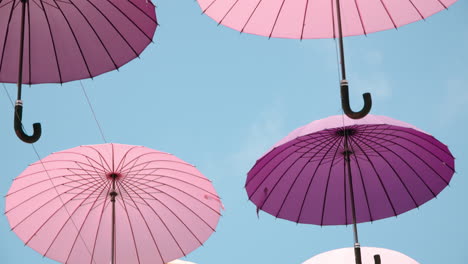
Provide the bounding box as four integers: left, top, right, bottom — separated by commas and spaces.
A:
302, 247, 419, 264
5, 143, 222, 264
246, 115, 454, 264
198, 0, 457, 119
0, 0, 157, 143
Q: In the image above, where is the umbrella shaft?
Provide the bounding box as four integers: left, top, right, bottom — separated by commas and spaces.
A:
344, 134, 362, 264
17, 0, 28, 100
335, 0, 347, 80
110, 177, 117, 264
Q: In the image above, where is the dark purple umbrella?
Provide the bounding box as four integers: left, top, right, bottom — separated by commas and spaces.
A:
0, 0, 157, 143
246, 114, 454, 264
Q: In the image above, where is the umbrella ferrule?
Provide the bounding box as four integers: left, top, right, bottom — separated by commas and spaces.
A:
15, 100, 23, 106
340, 79, 348, 86
354, 242, 361, 248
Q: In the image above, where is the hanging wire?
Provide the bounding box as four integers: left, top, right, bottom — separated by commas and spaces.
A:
80, 80, 107, 143
2, 83, 97, 263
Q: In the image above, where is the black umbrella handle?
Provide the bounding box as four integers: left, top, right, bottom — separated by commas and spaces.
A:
340, 80, 372, 119
354, 246, 363, 264
14, 101, 42, 143
374, 254, 381, 264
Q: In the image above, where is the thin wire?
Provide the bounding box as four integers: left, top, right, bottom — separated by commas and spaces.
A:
80, 80, 107, 143
2, 83, 97, 263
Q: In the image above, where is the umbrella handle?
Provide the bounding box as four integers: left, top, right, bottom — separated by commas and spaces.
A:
340, 80, 372, 119
374, 254, 381, 264
14, 101, 41, 143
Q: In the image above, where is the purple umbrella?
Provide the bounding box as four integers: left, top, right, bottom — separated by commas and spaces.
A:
0, 0, 157, 143
246, 114, 454, 264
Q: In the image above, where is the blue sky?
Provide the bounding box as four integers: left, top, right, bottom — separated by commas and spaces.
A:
1, 1, 467, 264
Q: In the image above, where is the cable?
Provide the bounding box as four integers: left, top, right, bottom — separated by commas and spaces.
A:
80, 80, 107, 143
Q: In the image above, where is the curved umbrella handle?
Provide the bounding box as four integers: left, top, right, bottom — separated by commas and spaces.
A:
340, 80, 372, 119
14, 100, 41, 143
374, 254, 381, 264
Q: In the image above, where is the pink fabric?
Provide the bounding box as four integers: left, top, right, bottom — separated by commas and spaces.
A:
5, 143, 222, 264
246, 115, 455, 225
0, 0, 157, 84
302, 247, 419, 264
198, 0, 457, 38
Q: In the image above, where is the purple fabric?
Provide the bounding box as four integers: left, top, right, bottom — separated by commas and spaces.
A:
198, 0, 457, 39
5, 143, 222, 264
0, 0, 157, 84
246, 115, 455, 225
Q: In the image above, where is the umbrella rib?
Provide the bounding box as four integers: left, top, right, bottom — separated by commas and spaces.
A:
436, 0, 448, 9
115, 181, 165, 264
123, 180, 213, 245
114, 182, 143, 264
76, 159, 108, 185
319, 135, 346, 225
0, 1, 14, 9
6, 176, 102, 213
351, 134, 420, 209
0, 0, 15, 73
118, 152, 196, 175
113, 145, 142, 173
39, 0, 63, 83
102, 0, 154, 42
349, 144, 374, 223
248, 132, 336, 201
119, 181, 189, 259
124, 165, 208, 182
246, 131, 334, 187
66, 0, 118, 69
300, 0, 310, 40
85, 0, 138, 57
331, 0, 336, 38
407, 0, 425, 20
219, 0, 240, 25
125, 172, 219, 200
201, 0, 217, 14
81, 146, 115, 172
352, 0, 367, 35
53, 0, 93, 78
355, 132, 445, 194
268, 0, 287, 38
20, 179, 106, 246
120, 160, 204, 179
359, 125, 454, 159
363, 131, 454, 182
129, 175, 221, 216
262, 134, 339, 221
240, 0, 262, 33
44, 181, 109, 262
347, 135, 398, 217
126, 0, 157, 24
378, 0, 397, 29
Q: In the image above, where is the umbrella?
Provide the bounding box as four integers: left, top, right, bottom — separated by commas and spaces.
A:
5, 143, 222, 264
197, 0, 457, 119
246, 115, 454, 264
302, 247, 419, 264
0, 0, 157, 143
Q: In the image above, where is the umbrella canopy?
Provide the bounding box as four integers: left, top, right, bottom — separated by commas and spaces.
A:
302, 247, 419, 264
198, 0, 457, 39
0, 0, 157, 84
5, 143, 222, 264
246, 114, 455, 225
